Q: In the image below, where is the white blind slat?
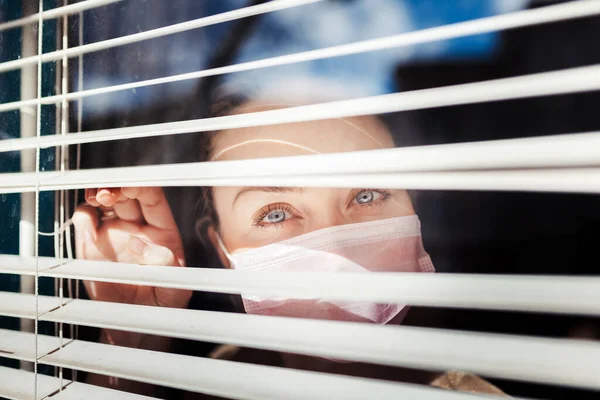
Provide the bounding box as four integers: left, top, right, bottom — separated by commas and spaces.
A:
37, 297, 600, 390
3, 167, 600, 195
0, 365, 156, 400
0, 0, 323, 74
1, 129, 599, 194
1, 0, 599, 114
2, 255, 600, 316
0, 329, 63, 363
0, 255, 59, 276
2, 63, 600, 153
4, 132, 600, 194
2, 130, 600, 194
6, 291, 598, 390
0, 0, 122, 32
50, 381, 157, 400
40, 339, 503, 400
4, 130, 600, 177
0, 365, 63, 400
0, 163, 600, 193
0, 291, 64, 319
35, 258, 600, 316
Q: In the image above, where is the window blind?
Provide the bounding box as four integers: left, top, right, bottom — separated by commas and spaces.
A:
1, 0, 600, 399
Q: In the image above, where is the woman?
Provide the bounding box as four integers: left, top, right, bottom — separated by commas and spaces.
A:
73, 100, 506, 397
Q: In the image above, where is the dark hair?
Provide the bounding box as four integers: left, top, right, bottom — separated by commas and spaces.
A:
194, 92, 249, 247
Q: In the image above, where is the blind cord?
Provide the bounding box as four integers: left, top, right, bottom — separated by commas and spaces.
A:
57, 5, 70, 391
33, 0, 45, 397
0, 0, 122, 32
51, 1, 61, 378
37, 219, 73, 237
72, 10, 84, 373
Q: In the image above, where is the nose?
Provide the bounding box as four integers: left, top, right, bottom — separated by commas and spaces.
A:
302, 188, 355, 234
307, 209, 349, 233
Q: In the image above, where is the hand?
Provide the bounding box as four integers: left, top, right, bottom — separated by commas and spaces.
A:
73, 187, 192, 310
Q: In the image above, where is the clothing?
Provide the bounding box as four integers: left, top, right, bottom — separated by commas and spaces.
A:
175, 290, 508, 399
431, 371, 506, 395
180, 344, 507, 399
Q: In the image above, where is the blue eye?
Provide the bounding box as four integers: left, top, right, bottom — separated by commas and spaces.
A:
355, 190, 381, 205
262, 209, 290, 224
254, 203, 296, 227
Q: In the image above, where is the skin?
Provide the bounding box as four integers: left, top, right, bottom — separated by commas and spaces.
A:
207, 104, 415, 262
73, 103, 416, 393
73, 187, 192, 394
74, 187, 189, 307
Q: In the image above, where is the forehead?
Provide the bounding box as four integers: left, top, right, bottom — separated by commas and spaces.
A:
211, 107, 394, 161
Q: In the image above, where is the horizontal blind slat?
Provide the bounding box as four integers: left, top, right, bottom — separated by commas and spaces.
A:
38, 297, 600, 389
2, 168, 600, 195
4, 255, 600, 316
0, 255, 59, 275
2, 63, 600, 152
39, 339, 511, 400
2, 255, 599, 316
51, 381, 157, 400
0, 365, 63, 400
0, 0, 122, 32
0, 0, 323, 74
33, 258, 600, 316
0, 365, 156, 400
1, 0, 598, 112
3, 130, 600, 193
6, 130, 600, 173
0, 291, 64, 319
0, 329, 63, 362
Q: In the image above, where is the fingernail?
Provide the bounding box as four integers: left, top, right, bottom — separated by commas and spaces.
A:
127, 236, 148, 256
84, 229, 96, 243
97, 189, 112, 199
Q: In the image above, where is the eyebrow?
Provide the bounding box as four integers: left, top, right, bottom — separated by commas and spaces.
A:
232, 187, 305, 209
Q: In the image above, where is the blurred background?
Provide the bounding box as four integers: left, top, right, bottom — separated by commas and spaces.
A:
1, 1, 600, 398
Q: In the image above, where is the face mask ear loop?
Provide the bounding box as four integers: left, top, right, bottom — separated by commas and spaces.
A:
390, 197, 414, 215
215, 233, 234, 264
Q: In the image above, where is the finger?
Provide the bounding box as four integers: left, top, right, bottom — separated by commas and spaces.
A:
85, 188, 100, 207
121, 187, 177, 230
155, 286, 192, 309
72, 204, 100, 259
96, 188, 121, 207
113, 196, 144, 223
126, 235, 180, 267
126, 235, 191, 308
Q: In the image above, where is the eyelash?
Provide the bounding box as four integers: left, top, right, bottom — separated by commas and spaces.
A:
252, 189, 392, 229
347, 188, 392, 209
252, 202, 296, 228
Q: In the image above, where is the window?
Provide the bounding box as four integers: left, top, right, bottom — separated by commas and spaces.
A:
1, 1, 600, 399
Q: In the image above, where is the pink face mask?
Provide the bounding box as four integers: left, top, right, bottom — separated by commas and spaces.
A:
217, 215, 434, 324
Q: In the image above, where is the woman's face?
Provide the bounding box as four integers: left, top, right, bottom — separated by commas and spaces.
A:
210, 105, 414, 259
